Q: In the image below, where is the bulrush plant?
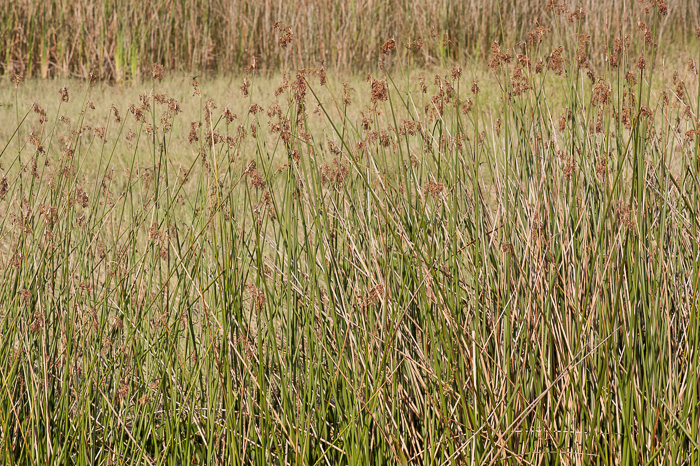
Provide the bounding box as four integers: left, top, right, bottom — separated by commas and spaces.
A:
2, 0, 700, 80
1, 3, 700, 465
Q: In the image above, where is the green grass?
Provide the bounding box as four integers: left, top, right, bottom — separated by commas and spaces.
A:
1, 8, 700, 465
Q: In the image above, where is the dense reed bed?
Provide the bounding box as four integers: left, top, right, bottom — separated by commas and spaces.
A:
2, 0, 700, 80
2, 1, 700, 464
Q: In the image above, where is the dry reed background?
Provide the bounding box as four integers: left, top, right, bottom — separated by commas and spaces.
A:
2, 0, 699, 80
2, 0, 700, 464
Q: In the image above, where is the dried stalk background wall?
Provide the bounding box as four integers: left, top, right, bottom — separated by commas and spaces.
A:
2, 0, 698, 80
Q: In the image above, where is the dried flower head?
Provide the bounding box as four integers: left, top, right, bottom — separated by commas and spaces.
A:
320, 157, 349, 190
637, 54, 646, 71
420, 75, 428, 93
12, 74, 24, 88
381, 38, 396, 54
152, 63, 164, 81
88, 70, 98, 87
548, 46, 566, 75
279, 27, 293, 48
59, 86, 69, 102
192, 76, 202, 97
425, 181, 445, 198
370, 79, 388, 103
32, 103, 47, 124
405, 39, 423, 52
248, 169, 266, 189
488, 42, 512, 71
528, 23, 550, 45
245, 283, 266, 311
111, 104, 121, 123
223, 107, 237, 123
342, 82, 354, 105
244, 56, 258, 74
241, 77, 250, 96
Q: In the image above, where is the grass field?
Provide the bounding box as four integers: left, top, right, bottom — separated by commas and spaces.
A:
2, 2, 700, 465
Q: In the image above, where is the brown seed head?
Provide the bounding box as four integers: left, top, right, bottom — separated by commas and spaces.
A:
547, 46, 566, 75
111, 104, 121, 123
223, 107, 237, 123
425, 181, 444, 198
637, 54, 646, 71
419, 75, 427, 93
240, 77, 250, 97
488, 42, 512, 71
244, 56, 257, 74
381, 38, 396, 54
342, 82, 354, 105
152, 63, 164, 81
370, 79, 388, 103
88, 70, 98, 87
279, 27, 293, 48
12, 74, 24, 88
405, 39, 423, 52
